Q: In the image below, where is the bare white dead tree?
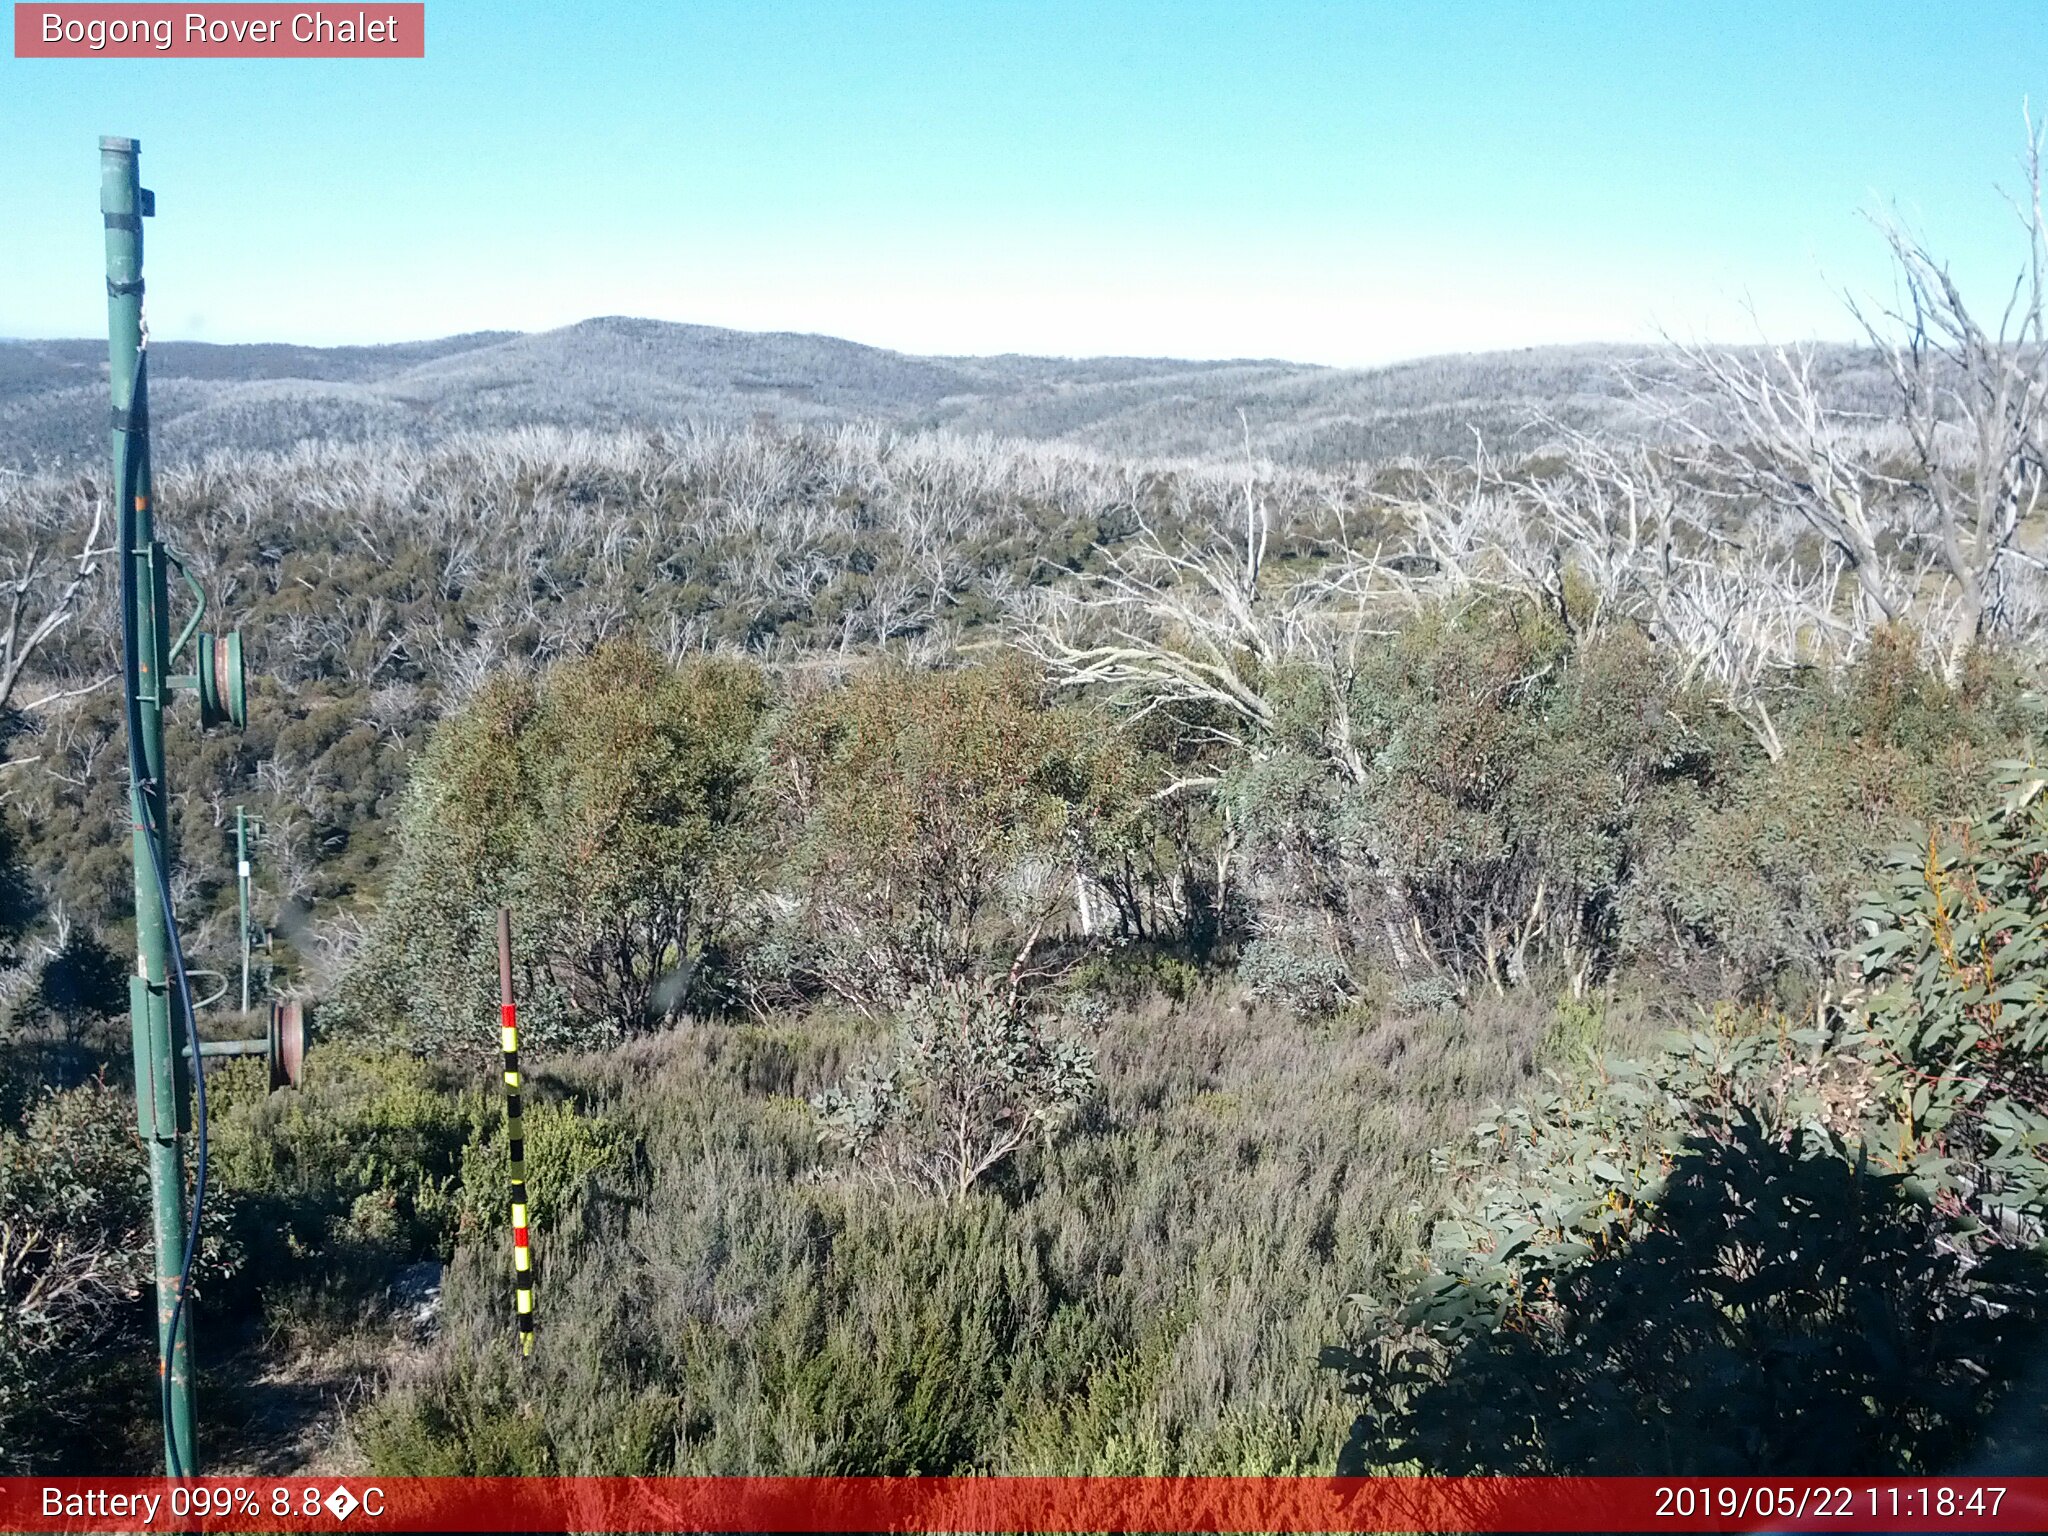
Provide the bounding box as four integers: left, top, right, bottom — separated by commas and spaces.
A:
1387, 425, 1860, 759
1650, 545, 1852, 761
1847, 107, 2048, 671
1653, 338, 1912, 634
1014, 513, 1278, 753
1014, 419, 1412, 762
1659, 107, 2048, 679
1011, 441, 1416, 958
1018, 437, 1267, 743
0, 492, 112, 715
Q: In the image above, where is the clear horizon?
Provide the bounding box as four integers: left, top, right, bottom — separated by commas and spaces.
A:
0, 314, 1868, 370
3, 2, 2044, 367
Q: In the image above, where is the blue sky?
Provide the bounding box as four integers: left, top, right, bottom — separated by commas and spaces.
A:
2, 2, 2043, 364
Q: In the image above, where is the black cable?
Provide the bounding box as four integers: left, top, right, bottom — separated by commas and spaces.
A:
116, 350, 209, 1478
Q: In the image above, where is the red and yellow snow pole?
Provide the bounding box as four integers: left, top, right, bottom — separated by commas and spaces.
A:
496, 908, 533, 1356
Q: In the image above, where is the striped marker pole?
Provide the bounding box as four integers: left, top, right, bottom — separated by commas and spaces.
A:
497, 908, 534, 1357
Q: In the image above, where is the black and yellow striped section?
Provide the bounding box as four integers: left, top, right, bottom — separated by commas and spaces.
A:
501, 1001, 533, 1355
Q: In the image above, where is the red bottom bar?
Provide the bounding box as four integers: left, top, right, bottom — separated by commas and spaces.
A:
6, 1476, 2045, 1533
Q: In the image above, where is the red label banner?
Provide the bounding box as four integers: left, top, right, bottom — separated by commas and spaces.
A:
13, 5, 424, 57
2, 1476, 2045, 1533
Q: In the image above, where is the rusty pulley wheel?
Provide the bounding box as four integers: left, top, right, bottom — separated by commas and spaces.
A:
212, 632, 234, 715
196, 630, 248, 730
268, 997, 308, 1090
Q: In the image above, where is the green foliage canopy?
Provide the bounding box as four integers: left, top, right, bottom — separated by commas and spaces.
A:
768, 662, 1141, 1006
1853, 751, 2048, 1237
339, 643, 769, 1053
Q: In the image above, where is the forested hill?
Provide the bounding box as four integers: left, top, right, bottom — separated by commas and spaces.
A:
0, 316, 1707, 469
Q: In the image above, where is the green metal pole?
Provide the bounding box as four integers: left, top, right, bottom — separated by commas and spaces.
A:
103, 134, 199, 1479
237, 807, 251, 1013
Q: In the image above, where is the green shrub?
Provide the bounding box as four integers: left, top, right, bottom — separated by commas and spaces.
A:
360, 1195, 1050, 1476
209, 1047, 482, 1275
458, 1095, 629, 1237
1388, 974, 1461, 1016
1624, 637, 2033, 997
1349, 1011, 1813, 1339
1542, 995, 1605, 1066
1055, 942, 1205, 1007
335, 644, 769, 1054
1331, 1113, 2048, 1474
812, 980, 1096, 1201
0, 1077, 239, 1471
1231, 608, 1728, 995
769, 661, 1138, 1005
27, 924, 126, 1037
352, 1313, 559, 1474
1236, 934, 1354, 1018
1851, 751, 2048, 1239
1333, 745, 2048, 1475
352, 979, 1519, 1477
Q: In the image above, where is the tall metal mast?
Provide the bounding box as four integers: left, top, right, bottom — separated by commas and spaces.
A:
103, 133, 199, 1477
104, 134, 258, 1477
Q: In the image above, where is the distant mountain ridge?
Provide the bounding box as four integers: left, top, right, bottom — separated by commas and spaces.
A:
0, 315, 1868, 470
